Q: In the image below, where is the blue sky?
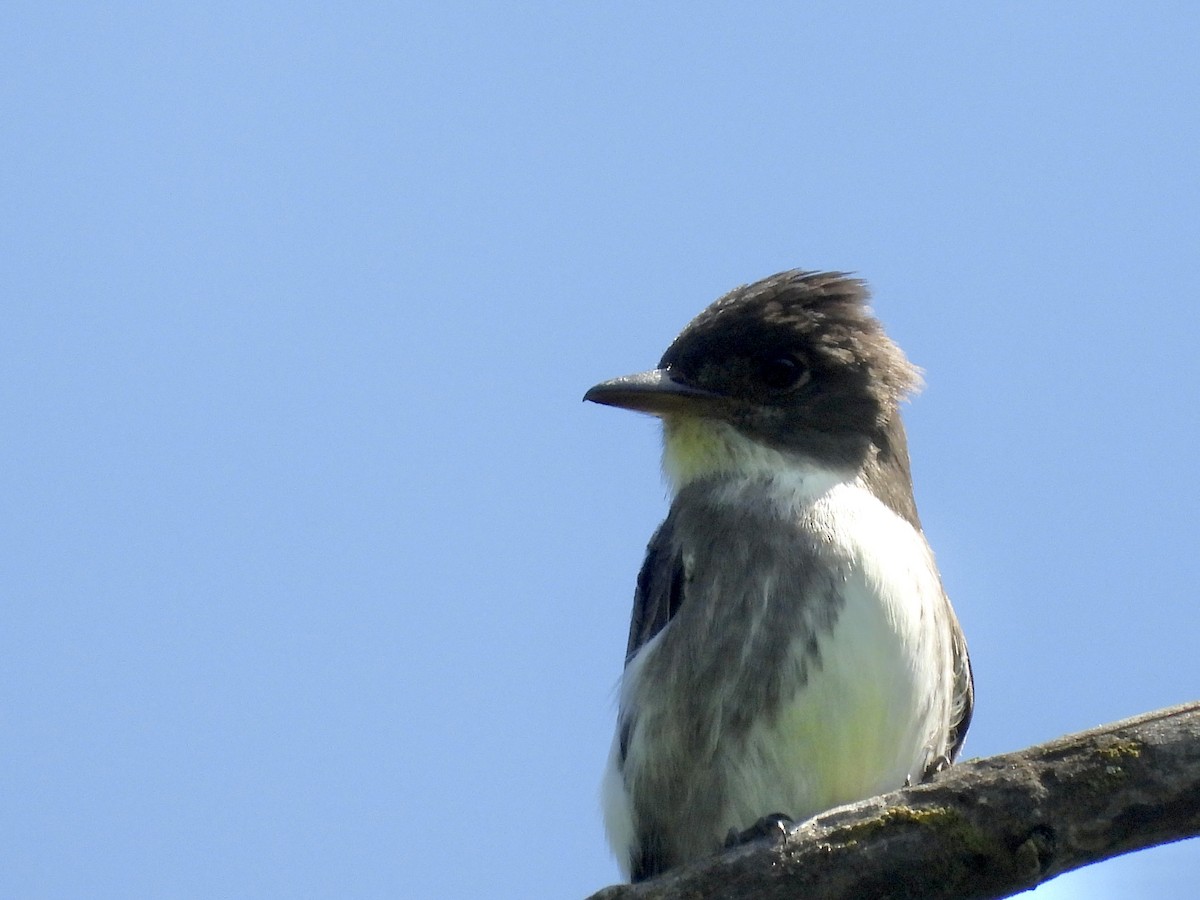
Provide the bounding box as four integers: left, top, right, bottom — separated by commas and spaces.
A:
3, 3, 1197, 898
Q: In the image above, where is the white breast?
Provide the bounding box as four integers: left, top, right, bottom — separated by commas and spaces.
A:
602, 474, 956, 876
726, 479, 954, 825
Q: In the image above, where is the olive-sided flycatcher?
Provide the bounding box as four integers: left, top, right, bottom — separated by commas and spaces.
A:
584, 269, 973, 882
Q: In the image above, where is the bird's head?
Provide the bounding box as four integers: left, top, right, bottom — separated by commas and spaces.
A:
585, 270, 921, 491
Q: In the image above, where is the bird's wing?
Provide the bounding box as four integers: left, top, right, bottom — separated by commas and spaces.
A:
624, 517, 685, 665
945, 614, 975, 761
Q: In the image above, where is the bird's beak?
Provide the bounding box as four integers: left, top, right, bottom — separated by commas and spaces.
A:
583, 368, 727, 417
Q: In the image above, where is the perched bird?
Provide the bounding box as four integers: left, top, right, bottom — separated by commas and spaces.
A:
585, 270, 973, 882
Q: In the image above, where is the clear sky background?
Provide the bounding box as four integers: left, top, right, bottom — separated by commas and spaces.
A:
3, 4, 1198, 898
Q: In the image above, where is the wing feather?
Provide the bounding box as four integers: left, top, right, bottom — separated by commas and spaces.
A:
625, 518, 685, 665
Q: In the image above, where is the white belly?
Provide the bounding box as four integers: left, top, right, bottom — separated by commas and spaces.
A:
724, 565, 944, 827
603, 479, 956, 875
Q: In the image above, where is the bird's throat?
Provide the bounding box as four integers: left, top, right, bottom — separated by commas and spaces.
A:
661, 414, 842, 495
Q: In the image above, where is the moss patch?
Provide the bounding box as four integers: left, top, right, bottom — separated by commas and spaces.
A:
1097, 739, 1142, 762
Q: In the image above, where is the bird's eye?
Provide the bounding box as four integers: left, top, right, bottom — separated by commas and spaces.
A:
758, 354, 810, 392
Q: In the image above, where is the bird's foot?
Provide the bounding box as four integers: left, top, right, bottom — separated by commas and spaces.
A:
724, 812, 794, 849
922, 754, 953, 782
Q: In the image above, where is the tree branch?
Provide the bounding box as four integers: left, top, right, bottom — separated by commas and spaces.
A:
586, 701, 1200, 900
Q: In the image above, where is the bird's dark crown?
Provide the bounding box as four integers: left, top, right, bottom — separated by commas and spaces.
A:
659, 269, 921, 466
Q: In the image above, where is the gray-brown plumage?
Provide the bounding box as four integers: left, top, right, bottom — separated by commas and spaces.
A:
586, 270, 972, 881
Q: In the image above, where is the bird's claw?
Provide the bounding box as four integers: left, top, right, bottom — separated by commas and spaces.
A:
724, 812, 794, 849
